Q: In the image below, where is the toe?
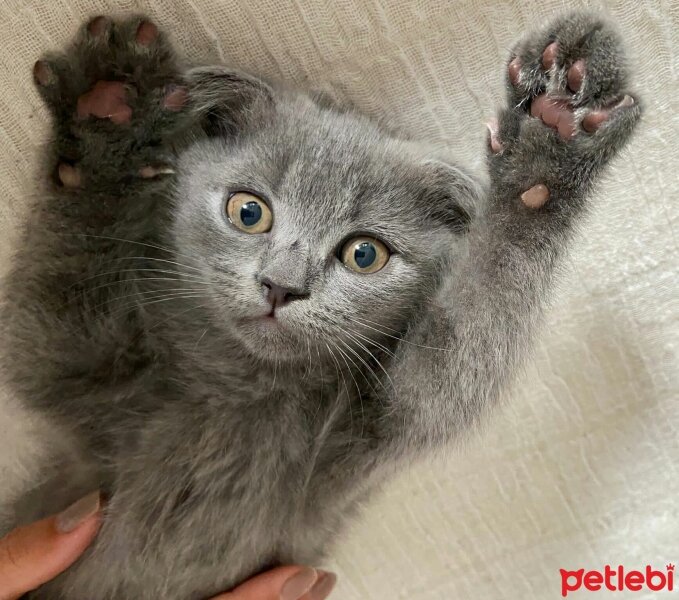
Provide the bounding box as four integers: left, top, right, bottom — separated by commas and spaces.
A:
33, 61, 54, 87
508, 58, 522, 86
136, 20, 159, 46
567, 59, 586, 93
87, 16, 110, 38
542, 42, 558, 70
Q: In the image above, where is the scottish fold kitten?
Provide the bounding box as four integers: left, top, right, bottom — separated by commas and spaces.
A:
0, 11, 639, 599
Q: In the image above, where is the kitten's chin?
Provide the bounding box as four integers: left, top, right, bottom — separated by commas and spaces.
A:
233, 316, 307, 362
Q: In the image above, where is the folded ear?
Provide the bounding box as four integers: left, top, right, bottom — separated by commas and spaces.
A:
419, 159, 481, 234
185, 66, 275, 136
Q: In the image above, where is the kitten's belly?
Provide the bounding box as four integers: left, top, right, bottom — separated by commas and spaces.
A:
36, 387, 370, 599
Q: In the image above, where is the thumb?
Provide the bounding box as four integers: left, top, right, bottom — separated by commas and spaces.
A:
213, 565, 337, 600
0, 492, 101, 600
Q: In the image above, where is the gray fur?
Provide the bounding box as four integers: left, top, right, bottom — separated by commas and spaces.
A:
0, 12, 639, 599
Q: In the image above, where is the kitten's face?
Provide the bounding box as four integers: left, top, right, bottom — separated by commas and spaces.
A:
173, 96, 473, 363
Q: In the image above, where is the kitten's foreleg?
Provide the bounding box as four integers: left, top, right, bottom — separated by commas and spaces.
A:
380, 12, 641, 454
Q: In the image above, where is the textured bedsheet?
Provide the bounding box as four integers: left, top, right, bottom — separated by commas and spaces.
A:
0, 1, 676, 598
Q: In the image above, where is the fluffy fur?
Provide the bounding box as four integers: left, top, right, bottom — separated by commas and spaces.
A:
0, 12, 639, 599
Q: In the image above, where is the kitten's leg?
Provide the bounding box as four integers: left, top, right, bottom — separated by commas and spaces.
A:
379, 12, 641, 452
4, 17, 188, 411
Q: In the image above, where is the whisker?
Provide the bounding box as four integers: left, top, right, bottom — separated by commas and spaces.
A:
108, 293, 208, 319
349, 315, 451, 352
326, 341, 359, 437
69, 268, 208, 288
95, 256, 204, 273
61, 233, 198, 264
193, 328, 209, 352
86, 287, 206, 314
337, 337, 390, 401
343, 331, 394, 392
56, 277, 210, 313
345, 327, 396, 359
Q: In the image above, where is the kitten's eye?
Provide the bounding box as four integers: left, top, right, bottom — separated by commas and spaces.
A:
226, 192, 272, 234
341, 237, 390, 274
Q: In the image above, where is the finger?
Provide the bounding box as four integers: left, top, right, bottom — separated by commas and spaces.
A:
0, 492, 101, 600
211, 565, 336, 600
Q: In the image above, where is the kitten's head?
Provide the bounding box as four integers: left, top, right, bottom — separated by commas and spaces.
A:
171, 67, 479, 363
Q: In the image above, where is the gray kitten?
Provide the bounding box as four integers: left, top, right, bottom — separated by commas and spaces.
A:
0, 11, 639, 600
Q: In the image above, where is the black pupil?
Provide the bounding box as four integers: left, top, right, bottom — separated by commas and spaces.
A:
240, 201, 262, 227
354, 242, 377, 269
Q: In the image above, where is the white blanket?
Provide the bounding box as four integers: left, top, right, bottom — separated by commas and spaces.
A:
0, 1, 676, 598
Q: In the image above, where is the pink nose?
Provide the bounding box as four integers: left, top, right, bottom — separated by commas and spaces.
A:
261, 278, 308, 309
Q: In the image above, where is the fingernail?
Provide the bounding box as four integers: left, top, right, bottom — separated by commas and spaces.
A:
280, 567, 318, 600
309, 570, 338, 600
55, 491, 101, 533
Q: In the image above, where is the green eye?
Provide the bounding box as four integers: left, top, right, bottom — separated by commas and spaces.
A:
341, 236, 390, 274
226, 192, 272, 234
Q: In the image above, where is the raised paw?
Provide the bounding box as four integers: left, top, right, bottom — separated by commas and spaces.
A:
33, 16, 188, 189
504, 12, 639, 140
488, 12, 641, 210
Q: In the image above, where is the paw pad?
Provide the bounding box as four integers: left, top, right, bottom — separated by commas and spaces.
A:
58, 163, 81, 188
486, 118, 504, 154
530, 94, 576, 139
162, 85, 188, 111
542, 42, 558, 70
136, 20, 159, 46
33, 61, 53, 87
567, 59, 585, 93
87, 16, 110, 38
77, 81, 132, 124
521, 184, 550, 209
508, 58, 522, 86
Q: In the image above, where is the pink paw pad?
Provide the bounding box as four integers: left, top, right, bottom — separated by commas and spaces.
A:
33, 61, 53, 87
136, 20, 159, 46
163, 85, 188, 111
87, 16, 110, 38
77, 81, 133, 125
521, 184, 550, 209
542, 42, 558, 70
508, 58, 522, 86
486, 118, 504, 154
582, 95, 634, 133
567, 59, 586, 93
58, 164, 81, 188
530, 93, 576, 139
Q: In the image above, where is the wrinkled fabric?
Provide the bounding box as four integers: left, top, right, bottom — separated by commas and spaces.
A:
0, 1, 676, 598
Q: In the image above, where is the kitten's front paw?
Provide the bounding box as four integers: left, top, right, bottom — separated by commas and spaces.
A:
487, 12, 641, 210
34, 16, 188, 190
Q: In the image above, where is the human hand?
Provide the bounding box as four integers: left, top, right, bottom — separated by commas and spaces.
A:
0, 492, 336, 600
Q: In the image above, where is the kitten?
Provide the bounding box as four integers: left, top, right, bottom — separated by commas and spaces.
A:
0, 12, 639, 599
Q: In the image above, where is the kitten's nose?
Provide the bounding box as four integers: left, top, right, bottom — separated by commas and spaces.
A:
261, 277, 309, 309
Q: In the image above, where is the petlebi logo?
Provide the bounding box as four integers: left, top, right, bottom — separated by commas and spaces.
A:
560, 564, 675, 596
